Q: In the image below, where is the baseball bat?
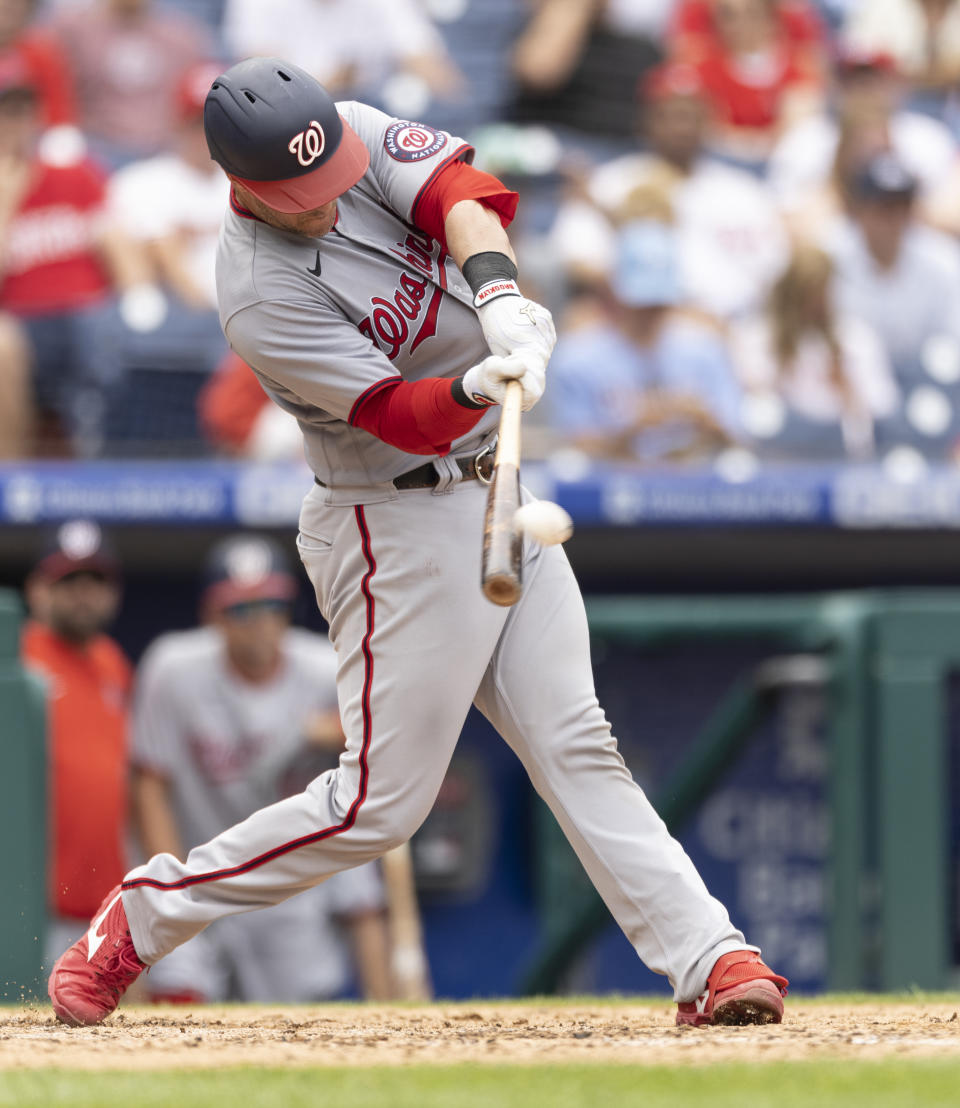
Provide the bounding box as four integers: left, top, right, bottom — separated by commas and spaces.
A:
481, 378, 523, 606
381, 842, 432, 1001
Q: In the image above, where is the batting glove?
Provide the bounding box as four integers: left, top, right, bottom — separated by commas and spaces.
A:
476, 286, 557, 362
461, 351, 547, 412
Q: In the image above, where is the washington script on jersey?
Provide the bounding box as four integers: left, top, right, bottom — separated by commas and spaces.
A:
358, 230, 446, 360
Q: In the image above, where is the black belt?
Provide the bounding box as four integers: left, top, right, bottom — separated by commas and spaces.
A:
314, 446, 494, 491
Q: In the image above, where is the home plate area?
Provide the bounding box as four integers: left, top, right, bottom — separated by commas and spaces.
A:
3, 1000, 960, 1069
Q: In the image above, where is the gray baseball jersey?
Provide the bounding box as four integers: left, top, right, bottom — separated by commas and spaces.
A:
132, 625, 341, 848
122, 101, 759, 1007
217, 101, 499, 494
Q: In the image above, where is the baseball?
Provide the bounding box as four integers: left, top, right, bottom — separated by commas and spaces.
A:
513, 501, 574, 546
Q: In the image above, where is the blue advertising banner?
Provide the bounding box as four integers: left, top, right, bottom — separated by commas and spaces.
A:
3, 457, 960, 530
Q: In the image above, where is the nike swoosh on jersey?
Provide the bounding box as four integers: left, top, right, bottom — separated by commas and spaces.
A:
86, 891, 122, 962
307, 251, 322, 277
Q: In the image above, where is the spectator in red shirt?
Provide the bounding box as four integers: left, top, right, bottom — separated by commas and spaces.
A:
20, 519, 132, 973
669, 0, 828, 164
0, 54, 153, 455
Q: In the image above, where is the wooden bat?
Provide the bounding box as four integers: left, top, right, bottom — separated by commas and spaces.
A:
381, 842, 432, 1001
481, 378, 524, 606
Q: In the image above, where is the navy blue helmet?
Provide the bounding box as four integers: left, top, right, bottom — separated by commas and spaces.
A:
203, 57, 369, 212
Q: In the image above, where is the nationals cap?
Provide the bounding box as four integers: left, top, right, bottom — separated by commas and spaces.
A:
32, 520, 120, 584
203, 56, 369, 213
202, 533, 297, 613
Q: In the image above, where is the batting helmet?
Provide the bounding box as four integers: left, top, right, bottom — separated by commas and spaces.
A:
203, 57, 370, 213
202, 533, 297, 613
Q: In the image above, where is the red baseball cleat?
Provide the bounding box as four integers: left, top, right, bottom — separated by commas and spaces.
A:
676, 950, 788, 1027
48, 885, 147, 1027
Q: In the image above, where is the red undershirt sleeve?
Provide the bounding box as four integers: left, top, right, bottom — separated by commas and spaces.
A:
349, 162, 512, 455
350, 376, 488, 455
412, 159, 519, 249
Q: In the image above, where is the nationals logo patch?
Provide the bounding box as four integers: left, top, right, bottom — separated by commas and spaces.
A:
384, 121, 447, 162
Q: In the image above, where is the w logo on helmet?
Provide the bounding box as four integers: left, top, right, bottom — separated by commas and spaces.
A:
288, 120, 326, 166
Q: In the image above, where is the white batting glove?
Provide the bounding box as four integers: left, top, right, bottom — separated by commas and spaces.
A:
476, 288, 557, 362
461, 351, 547, 412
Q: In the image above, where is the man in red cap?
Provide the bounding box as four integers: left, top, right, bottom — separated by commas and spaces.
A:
21, 519, 132, 972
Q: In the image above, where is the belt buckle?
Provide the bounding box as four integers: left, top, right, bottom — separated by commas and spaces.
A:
473, 444, 494, 485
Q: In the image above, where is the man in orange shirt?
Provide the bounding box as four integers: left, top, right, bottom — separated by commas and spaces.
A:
20, 519, 131, 969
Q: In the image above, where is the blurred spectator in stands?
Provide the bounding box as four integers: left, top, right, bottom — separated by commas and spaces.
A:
0, 0, 76, 132
769, 49, 956, 238
21, 519, 132, 971
774, 101, 893, 240
831, 152, 960, 377
132, 534, 405, 1004
221, 0, 462, 120
548, 61, 789, 321
199, 350, 303, 462
104, 59, 229, 407
44, 0, 217, 168
842, 1, 960, 110
0, 55, 156, 456
548, 220, 742, 463
509, 0, 665, 144
668, 0, 829, 165
918, 150, 960, 238
730, 242, 898, 458
108, 61, 226, 312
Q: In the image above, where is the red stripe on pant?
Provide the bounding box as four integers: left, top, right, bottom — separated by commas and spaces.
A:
122, 505, 377, 893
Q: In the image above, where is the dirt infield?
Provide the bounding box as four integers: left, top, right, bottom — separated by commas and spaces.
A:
2, 999, 960, 1069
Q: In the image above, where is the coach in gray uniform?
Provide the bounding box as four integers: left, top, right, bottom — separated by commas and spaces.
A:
50, 57, 788, 1028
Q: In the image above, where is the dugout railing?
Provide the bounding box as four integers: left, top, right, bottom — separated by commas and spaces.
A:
522, 591, 960, 996
0, 588, 46, 1001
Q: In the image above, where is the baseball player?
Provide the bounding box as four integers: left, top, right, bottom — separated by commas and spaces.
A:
131, 533, 395, 1004
49, 57, 787, 1027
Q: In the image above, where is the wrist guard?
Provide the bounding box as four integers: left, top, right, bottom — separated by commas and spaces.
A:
462, 251, 520, 308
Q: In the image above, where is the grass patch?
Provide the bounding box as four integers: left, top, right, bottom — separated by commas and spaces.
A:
3, 1061, 960, 1108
